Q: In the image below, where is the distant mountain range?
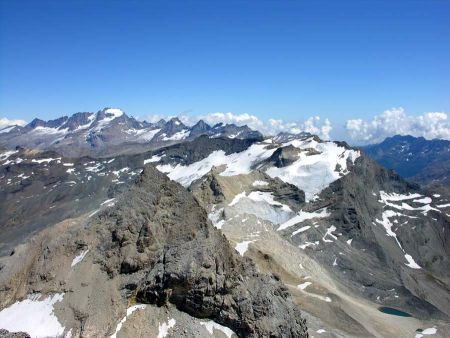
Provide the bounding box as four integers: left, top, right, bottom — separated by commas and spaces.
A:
362, 135, 450, 187
0, 108, 262, 157
2, 110, 449, 188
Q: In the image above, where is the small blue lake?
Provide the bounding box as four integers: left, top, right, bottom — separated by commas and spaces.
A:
378, 307, 412, 317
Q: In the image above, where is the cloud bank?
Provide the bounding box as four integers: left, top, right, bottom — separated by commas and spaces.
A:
345, 107, 450, 145
0, 117, 27, 128
176, 112, 333, 140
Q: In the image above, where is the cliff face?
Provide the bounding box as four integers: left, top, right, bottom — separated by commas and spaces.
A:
97, 166, 308, 337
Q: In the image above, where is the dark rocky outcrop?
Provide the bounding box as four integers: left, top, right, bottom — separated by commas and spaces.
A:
266, 145, 301, 168
94, 166, 308, 337
155, 135, 260, 166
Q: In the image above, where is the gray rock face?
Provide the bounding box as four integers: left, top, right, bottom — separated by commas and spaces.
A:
94, 166, 308, 337
282, 154, 450, 319
0, 148, 138, 255
266, 145, 301, 168
0, 136, 263, 255
189, 119, 211, 137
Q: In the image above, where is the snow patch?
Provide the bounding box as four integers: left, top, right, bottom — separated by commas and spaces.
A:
32, 157, 61, 164
404, 254, 421, 269
278, 208, 329, 231
200, 320, 236, 338
413, 197, 432, 204
379, 191, 422, 202
144, 154, 163, 164
0, 125, 16, 133
228, 191, 293, 225
235, 240, 255, 256
0, 150, 18, 162
299, 241, 320, 250
297, 282, 312, 290
246, 191, 292, 211
162, 129, 189, 141
101, 198, 116, 207
157, 318, 176, 338
291, 226, 311, 236
228, 192, 245, 206
71, 249, 89, 267
323, 225, 337, 243
376, 210, 422, 269
32, 126, 68, 134
415, 327, 437, 338
230, 191, 291, 211
437, 203, 450, 208
252, 180, 269, 187
110, 304, 147, 338
85, 163, 103, 173
112, 168, 129, 176
208, 207, 225, 229
0, 293, 65, 338
104, 108, 124, 118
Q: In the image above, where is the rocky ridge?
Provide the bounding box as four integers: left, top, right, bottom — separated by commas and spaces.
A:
0, 165, 308, 337
0, 108, 263, 157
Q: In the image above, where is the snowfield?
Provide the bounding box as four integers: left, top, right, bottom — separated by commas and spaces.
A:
266, 139, 360, 201
228, 191, 294, 225
278, 208, 330, 231
157, 136, 360, 202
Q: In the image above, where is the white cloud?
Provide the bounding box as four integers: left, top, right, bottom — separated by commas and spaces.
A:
345, 107, 450, 144
0, 117, 27, 128
144, 114, 167, 123
146, 112, 333, 140
265, 116, 332, 140
201, 112, 265, 131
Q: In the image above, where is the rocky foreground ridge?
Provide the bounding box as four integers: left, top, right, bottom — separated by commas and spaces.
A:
0, 165, 308, 337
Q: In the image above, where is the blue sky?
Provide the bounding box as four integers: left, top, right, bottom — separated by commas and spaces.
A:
1, 0, 449, 142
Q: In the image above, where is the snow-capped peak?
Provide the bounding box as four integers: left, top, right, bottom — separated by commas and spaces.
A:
103, 108, 124, 118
